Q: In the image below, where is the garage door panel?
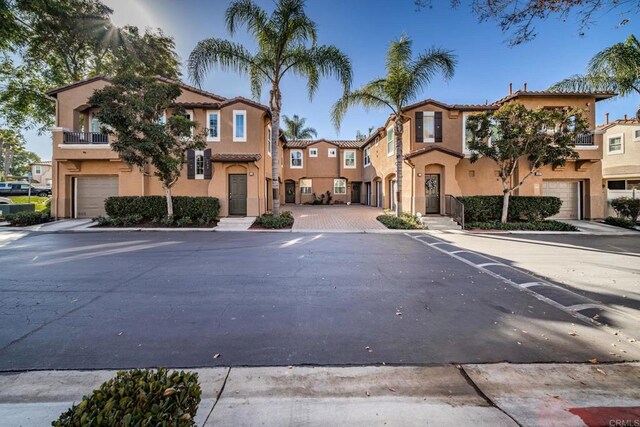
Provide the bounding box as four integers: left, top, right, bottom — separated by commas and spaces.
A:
76, 176, 119, 218
543, 180, 579, 220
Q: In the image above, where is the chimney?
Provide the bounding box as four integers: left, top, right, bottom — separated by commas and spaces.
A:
605, 113, 609, 124
624, 114, 628, 120
509, 83, 512, 95
523, 82, 528, 91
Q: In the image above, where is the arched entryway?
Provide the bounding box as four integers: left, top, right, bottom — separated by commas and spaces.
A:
384, 173, 396, 211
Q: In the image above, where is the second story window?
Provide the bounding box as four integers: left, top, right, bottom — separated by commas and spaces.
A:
90, 112, 102, 133
233, 110, 247, 142
290, 150, 303, 168
195, 150, 205, 179
387, 127, 394, 156
309, 148, 318, 157
424, 112, 435, 142
634, 129, 640, 141
35, 165, 42, 174
328, 148, 337, 157
207, 111, 220, 141
364, 147, 371, 166
344, 150, 356, 168
608, 134, 624, 154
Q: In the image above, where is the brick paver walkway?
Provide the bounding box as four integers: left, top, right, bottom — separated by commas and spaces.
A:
286, 204, 386, 231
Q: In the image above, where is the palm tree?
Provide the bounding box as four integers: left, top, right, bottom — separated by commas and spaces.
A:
283, 114, 317, 139
331, 35, 456, 215
188, 0, 352, 215
550, 35, 640, 119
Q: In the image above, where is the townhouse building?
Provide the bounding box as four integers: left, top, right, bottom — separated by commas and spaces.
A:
47, 76, 285, 218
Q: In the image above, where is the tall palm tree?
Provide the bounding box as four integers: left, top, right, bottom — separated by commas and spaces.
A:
550, 34, 640, 119
188, 0, 352, 215
283, 114, 317, 139
331, 35, 456, 215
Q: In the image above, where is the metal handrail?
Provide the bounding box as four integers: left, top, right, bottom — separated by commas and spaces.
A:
63, 131, 109, 144
445, 194, 465, 229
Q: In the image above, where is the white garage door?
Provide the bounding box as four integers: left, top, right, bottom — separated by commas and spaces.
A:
543, 180, 579, 219
75, 176, 119, 218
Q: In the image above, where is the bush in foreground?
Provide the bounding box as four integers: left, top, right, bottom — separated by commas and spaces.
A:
377, 213, 425, 230
5, 211, 51, 226
604, 216, 637, 230
105, 196, 220, 224
53, 368, 201, 426
610, 197, 640, 223
458, 196, 562, 222
465, 220, 577, 231
253, 211, 294, 229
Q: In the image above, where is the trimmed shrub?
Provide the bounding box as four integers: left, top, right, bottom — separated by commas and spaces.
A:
458, 196, 562, 222
610, 197, 640, 222
5, 211, 51, 226
604, 216, 637, 230
105, 196, 220, 223
377, 213, 425, 230
53, 368, 201, 426
253, 211, 294, 229
465, 220, 578, 231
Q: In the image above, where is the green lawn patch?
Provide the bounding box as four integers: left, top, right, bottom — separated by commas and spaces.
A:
465, 220, 578, 231
252, 211, 294, 229
8, 196, 50, 212
377, 213, 425, 230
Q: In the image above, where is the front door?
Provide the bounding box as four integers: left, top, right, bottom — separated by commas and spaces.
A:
351, 182, 361, 204
425, 174, 440, 214
285, 181, 295, 203
228, 174, 247, 216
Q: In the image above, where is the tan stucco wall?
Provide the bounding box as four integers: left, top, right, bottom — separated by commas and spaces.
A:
601, 124, 640, 179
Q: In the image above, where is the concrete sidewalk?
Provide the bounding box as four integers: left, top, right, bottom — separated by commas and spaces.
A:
1, 364, 638, 426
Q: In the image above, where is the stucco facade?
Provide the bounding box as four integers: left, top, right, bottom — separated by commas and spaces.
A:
598, 118, 640, 189
49, 76, 285, 219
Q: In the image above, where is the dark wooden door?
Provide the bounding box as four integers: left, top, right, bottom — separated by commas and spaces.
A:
425, 174, 440, 214
228, 174, 247, 215
285, 181, 295, 203
351, 182, 361, 204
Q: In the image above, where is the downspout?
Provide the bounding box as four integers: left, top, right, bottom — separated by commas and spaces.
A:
404, 157, 415, 215
254, 160, 260, 214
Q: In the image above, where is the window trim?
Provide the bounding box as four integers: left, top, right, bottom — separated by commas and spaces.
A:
267, 125, 272, 157
233, 110, 247, 142
309, 148, 318, 157
387, 127, 394, 157
328, 148, 337, 157
363, 147, 371, 167
634, 128, 640, 141
290, 149, 303, 168
607, 133, 624, 155
334, 178, 346, 195
462, 112, 474, 156
34, 165, 42, 174
344, 149, 356, 168
206, 110, 220, 142
194, 150, 205, 180
423, 111, 435, 143
300, 178, 312, 194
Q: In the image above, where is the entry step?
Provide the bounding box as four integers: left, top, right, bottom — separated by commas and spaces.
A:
421, 216, 462, 230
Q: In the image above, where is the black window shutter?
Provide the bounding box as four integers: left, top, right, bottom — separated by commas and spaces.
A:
415, 112, 423, 143
435, 112, 443, 142
187, 149, 195, 179
204, 148, 212, 179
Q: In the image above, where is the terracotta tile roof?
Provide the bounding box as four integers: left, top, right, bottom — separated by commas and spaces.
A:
46, 75, 227, 102
211, 153, 262, 162
404, 145, 464, 160
402, 99, 498, 112
172, 102, 222, 108
494, 90, 615, 105
30, 160, 52, 166
286, 138, 367, 149
597, 117, 640, 130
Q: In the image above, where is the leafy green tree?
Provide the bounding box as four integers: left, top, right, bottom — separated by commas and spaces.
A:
188, 0, 352, 216
89, 75, 206, 218
465, 103, 588, 223
0, 129, 40, 177
551, 34, 640, 120
332, 34, 456, 215
283, 114, 317, 139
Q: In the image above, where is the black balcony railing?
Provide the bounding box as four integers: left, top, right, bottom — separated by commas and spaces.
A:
445, 194, 464, 229
63, 131, 109, 144
575, 133, 594, 146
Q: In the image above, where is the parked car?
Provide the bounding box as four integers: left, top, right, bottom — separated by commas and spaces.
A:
0, 182, 51, 197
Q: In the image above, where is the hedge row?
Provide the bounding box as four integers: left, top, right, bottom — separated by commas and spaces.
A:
104, 196, 220, 223
458, 196, 562, 222
465, 220, 578, 231
253, 211, 294, 229
377, 213, 424, 230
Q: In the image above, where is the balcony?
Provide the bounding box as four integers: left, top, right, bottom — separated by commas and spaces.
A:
63, 131, 109, 144
575, 133, 594, 146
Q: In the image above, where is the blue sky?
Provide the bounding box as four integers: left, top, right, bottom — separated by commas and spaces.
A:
25, 0, 638, 158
